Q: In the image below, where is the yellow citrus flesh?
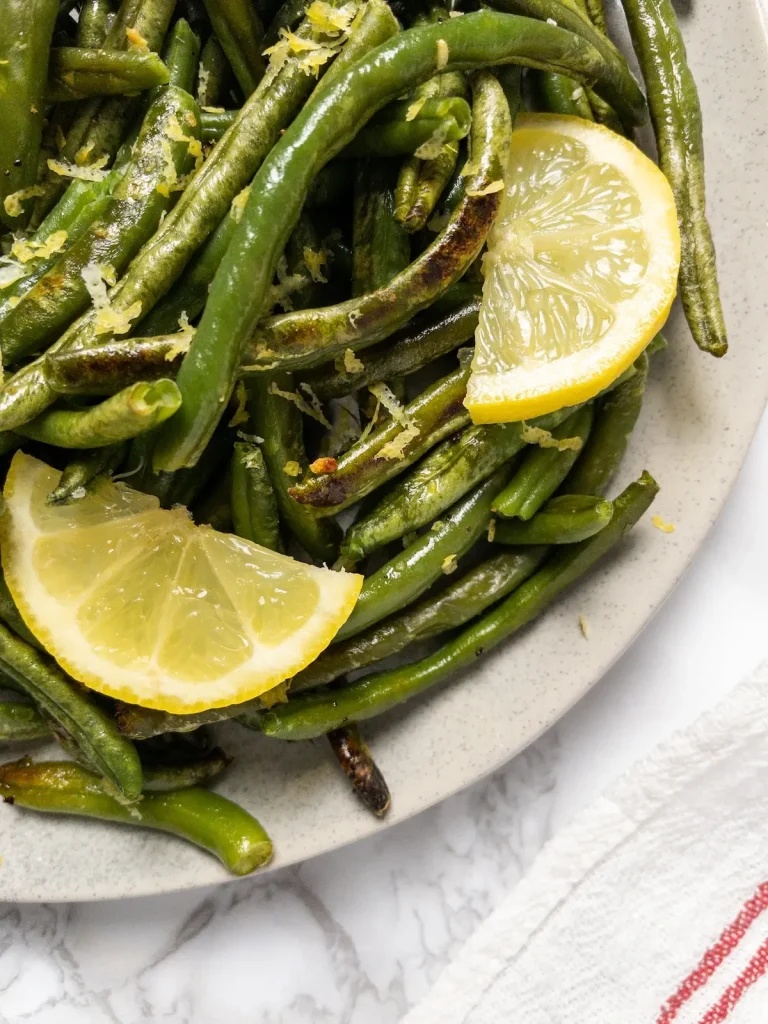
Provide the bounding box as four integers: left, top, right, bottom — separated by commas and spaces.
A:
1, 453, 362, 713
465, 114, 681, 424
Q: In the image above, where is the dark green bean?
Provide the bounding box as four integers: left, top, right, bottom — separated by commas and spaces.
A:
77, 0, 112, 48
44, 334, 191, 396
231, 442, 283, 552
19, 379, 181, 449
162, 17, 201, 93
46, 47, 171, 101
483, 0, 646, 126
0, 703, 51, 742
197, 34, 232, 107
306, 161, 356, 209
47, 444, 127, 505
241, 69, 511, 374
341, 405, 580, 562
0, 0, 60, 230
299, 294, 480, 401
0, 85, 201, 368
352, 160, 411, 297
247, 375, 340, 562
293, 548, 548, 691
492, 493, 613, 545
150, 10, 624, 472
620, 0, 726, 356
263, 0, 306, 45
202, 0, 265, 96
492, 405, 594, 519
0, 622, 143, 799
565, 352, 649, 496
0, 759, 272, 875
289, 365, 471, 515
328, 725, 390, 817
336, 466, 510, 641
116, 697, 264, 739
248, 473, 658, 740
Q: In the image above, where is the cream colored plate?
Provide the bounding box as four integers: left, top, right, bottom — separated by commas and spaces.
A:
1, 0, 766, 901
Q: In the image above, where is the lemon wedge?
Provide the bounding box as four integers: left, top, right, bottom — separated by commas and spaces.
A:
1, 453, 362, 713
465, 114, 681, 424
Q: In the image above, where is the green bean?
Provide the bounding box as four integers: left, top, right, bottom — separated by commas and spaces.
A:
0, 622, 143, 799
241, 69, 511, 375
116, 697, 264, 739
231, 442, 283, 552
620, 0, 726, 356
197, 35, 232, 107
249, 473, 658, 740
202, 0, 265, 96
353, 160, 411, 296
580, 0, 608, 34
394, 157, 421, 227
289, 364, 471, 516
336, 465, 510, 641
565, 353, 649, 496
0, 573, 44, 651
199, 108, 238, 142
151, 10, 623, 472
30, 177, 114, 249
46, 47, 171, 101
328, 725, 390, 817
492, 493, 613, 545
344, 96, 473, 158
300, 295, 480, 401
247, 375, 340, 562
44, 334, 191, 396
492, 405, 594, 519
0, 0, 60, 229
31, 0, 178, 226
341, 404, 580, 562
0, 759, 272, 875
293, 548, 547, 691
532, 69, 593, 117
46, 444, 127, 505
136, 195, 246, 336
162, 17, 201, 93
76, 0, 112, 47
141, 751, 232, 791
1, 3, 400, 432
18, 379, 181, 449
0, 703, 51, 742
0, 85, 201, 369
483, 0, 646, 126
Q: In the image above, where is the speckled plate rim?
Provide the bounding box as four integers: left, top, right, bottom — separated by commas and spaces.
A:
2, 0, 767, 903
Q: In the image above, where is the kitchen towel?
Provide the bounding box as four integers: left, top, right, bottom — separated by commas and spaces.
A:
404, 659, 768, 1024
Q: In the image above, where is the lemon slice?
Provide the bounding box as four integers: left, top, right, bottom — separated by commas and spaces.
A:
465, 114, 681, 424
1, 453, 362, 713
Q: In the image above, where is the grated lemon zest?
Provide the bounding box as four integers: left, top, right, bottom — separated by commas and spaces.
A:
520, 423, 583, 452
652, 514, 676, 534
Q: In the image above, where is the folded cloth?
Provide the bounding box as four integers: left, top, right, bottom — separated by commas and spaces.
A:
404, 660, 768, 1024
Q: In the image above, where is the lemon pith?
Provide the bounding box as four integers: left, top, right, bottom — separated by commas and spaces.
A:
1, 453, 362, 713
466, 114, 681, 424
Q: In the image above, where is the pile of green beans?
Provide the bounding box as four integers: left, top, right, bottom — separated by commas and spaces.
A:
0, 0, 725, 872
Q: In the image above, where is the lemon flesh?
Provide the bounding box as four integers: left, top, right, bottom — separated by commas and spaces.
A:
466, 115, 681, 424
1, 453, 362, 713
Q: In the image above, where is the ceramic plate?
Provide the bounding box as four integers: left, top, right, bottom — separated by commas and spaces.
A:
2, 0, 766, 902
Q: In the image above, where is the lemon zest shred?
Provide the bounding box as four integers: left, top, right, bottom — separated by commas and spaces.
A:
520, 423, 583, 452
652, 514, 676, 534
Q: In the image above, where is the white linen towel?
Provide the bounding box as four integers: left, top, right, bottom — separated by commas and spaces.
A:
404, 660, 768, 1024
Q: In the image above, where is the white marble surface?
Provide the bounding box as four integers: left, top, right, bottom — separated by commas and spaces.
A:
0, 409, 765, 1023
